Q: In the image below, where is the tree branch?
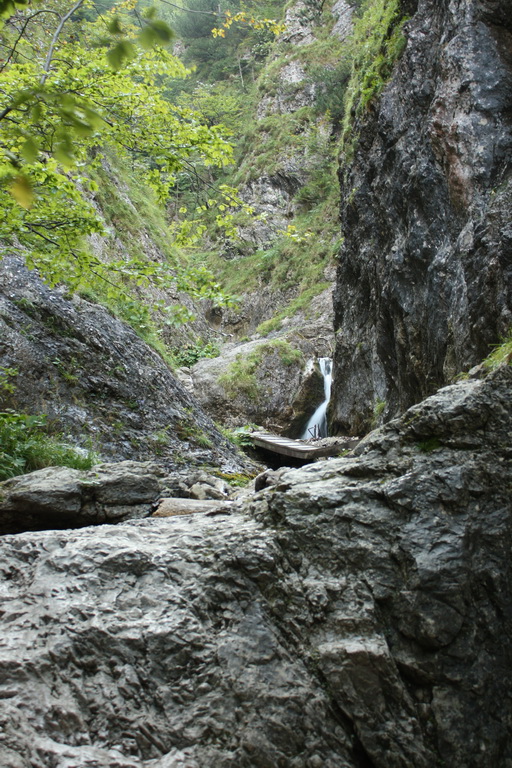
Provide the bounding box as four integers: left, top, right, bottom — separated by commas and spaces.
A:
158, 0, 217, 17
40, 0, 85, 86
0, 9, 61, 73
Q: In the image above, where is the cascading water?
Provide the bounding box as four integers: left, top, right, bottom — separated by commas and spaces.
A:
301, 357, 333, 439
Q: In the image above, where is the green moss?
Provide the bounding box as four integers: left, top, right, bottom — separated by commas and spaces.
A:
210, 469, 257, 487
417, 438, 442, 453
340, 0, 407, 159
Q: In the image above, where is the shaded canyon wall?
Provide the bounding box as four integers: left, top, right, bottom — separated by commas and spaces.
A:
331, 0, 512, 434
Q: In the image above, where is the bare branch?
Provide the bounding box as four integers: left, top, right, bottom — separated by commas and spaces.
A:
158, 0, 217, 17
0, 9, 61, 73
40, 0, 85, 86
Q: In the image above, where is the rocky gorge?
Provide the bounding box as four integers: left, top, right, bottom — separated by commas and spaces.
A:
0, 0, 511, 765
0, 365, 510, 767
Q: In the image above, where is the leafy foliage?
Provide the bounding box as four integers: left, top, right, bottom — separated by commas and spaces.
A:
0, 0, 236, 307
0, 410, 97, 480
171, 339, 220, 367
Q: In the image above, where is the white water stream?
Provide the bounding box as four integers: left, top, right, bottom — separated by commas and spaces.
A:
301, 357, 333, 439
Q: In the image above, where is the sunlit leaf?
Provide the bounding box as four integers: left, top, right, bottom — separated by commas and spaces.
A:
10, 175, 33, 208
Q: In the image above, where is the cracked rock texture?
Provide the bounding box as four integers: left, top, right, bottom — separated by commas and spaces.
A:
332, 0, 512, 433
0, 257, 251, 473
0, 365, 510, 767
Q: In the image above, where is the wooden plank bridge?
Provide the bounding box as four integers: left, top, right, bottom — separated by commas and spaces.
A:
250, 432, 359, 461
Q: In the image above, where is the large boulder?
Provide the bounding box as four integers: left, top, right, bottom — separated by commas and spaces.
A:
0, 461, 239, 535
0, 365, 510, 767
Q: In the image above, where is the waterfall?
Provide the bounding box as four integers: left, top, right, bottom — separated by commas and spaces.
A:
301, 357, 333, 439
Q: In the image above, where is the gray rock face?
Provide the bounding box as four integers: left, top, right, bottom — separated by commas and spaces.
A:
190, 329, 332, 435
332, 0, 512, 433
0, 462, 238, 535
0, 365, 510, 767
0, 257, 250, 473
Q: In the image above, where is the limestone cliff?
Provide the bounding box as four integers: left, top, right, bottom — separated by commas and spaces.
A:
331, 0, 512, 434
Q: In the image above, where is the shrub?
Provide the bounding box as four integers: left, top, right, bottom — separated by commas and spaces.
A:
171, 339, 220, 367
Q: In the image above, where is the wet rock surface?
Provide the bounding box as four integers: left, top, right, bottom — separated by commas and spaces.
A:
332, 0, 512, 433
0, 257, 251, 473
0, 366, 510, 767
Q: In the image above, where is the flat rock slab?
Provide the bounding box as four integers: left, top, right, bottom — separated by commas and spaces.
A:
152, 498, 234, 517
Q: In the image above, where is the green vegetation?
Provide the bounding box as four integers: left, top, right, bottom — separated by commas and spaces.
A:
218, 424, 259, 449
0, 0, 239, 318
171, 339, 220, 368
210, 468, 257, 486
417, 438, 442, 453
483, 329, 512, 371
0, 366, 18, 394
371, 397, 386, 427
341, 0, 407, 158
175, 417, 213, 448
257, 282, 330, 335
0, 411, 98, 480
219, 340, 303, 400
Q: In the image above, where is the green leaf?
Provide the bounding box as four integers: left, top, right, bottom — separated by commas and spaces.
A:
30, 103, 42, 123
10, 175, 33, 209
54, 134, 75, 169
138, 20, 173, 49
107, 40, 136, 70
20, 137, 39, 163
107, 16, 124, 35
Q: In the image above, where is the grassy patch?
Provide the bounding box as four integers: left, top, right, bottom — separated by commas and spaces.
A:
0, 411, 98, 481
483, 329, 512, 370
219, 340, 303, 400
